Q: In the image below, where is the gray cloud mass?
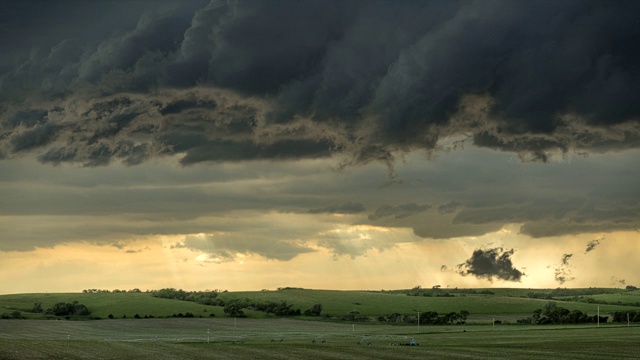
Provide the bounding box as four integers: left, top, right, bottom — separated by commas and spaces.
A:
457, 247, 524, 282
308, 202, 366, 215
0, 0, 638, 265
1, 0, 640, 169
368, 203, 431, 221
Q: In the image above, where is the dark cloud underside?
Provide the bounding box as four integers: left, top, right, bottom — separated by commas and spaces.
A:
0, 0, 639, 167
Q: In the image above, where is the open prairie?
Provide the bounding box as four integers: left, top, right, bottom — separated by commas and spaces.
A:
0, 318, 639, 359
2, 289, 638, 322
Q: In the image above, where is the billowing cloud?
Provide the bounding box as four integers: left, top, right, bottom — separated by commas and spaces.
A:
0, 0, 639, 295
1, 1, 640, 169
456, 247, 524, 282
457, 247, 524, 282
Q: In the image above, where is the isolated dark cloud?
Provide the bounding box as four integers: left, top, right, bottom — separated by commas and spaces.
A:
585, 237, 603, 253
561, 253, 573, 266
1, 0, 640, 167
610, 276, 626, 286
554, 253, 575, 284
457, 247, 524, 282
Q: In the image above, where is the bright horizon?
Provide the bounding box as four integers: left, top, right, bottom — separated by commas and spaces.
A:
1, 1, 639, 295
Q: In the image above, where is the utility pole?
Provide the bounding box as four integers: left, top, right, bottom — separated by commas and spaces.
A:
417, 312, 420, 333
597, 306, 600, 327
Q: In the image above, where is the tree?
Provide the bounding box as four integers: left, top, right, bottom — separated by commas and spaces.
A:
31, 302, 43, 313
459, 310, 470, 324
46, 301, 91, 317
223, 302, 245, 317
304, 303, 323, 316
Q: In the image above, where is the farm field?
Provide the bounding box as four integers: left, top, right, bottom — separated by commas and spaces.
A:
217, 288, 638, 319
2, 288, 639, 323
0, 318, 639, 359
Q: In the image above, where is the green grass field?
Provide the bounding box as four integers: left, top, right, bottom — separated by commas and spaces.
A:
0, 318, 638, 359
1, 288, 639, 322
218, 288, 638, 320
0, 292, 233, 319
2, 289, 640, 359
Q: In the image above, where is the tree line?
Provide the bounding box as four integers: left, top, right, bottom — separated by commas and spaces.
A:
518, 302, 607, 325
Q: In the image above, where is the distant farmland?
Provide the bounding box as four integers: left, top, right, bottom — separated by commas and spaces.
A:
1, 287, 638, 322
1, 288, 640, 359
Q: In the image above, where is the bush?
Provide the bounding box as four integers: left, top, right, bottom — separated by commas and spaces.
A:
304, 303, 323, 316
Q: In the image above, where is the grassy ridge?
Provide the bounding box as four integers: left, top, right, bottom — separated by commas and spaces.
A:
218, 288, 638, 317
1, 288, 639, 321
0, 293, 231, 319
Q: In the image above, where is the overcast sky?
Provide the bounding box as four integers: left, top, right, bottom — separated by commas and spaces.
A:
1, 0, 639, 294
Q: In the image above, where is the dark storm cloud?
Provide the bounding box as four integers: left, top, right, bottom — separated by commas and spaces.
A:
307, 202, 366, 215
1, 0, 640, 167
11, 123, 60, 151
368, 203, 431, 221
457, 247, 524, 282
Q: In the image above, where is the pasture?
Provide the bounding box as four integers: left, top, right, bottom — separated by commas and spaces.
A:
0, 318, 639, 359
1, 288, 639, 323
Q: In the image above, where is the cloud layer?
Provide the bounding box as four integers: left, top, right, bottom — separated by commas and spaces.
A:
1, 0, 640, 169
0, 1, 638, 291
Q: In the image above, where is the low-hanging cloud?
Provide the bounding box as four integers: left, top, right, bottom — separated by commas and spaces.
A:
1, 0, 640, 168
438, 201, 462, 214
456, 247, 524, 282
368, 203, 431, 221
307, 202, 366, 215
182, 233, 315, 262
